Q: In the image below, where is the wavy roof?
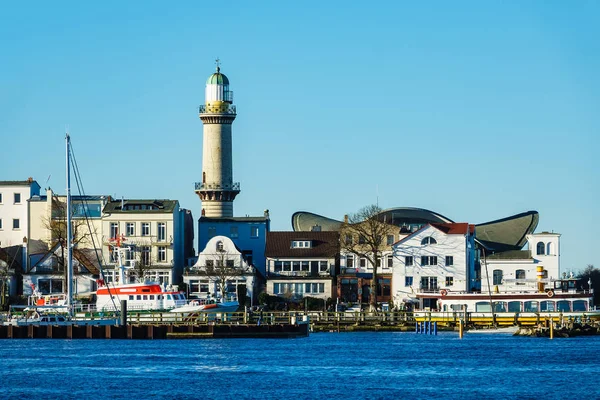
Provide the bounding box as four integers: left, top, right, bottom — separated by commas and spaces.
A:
291, 208, 538, 252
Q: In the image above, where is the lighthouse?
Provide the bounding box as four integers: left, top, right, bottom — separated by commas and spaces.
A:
195, 60, 240, 218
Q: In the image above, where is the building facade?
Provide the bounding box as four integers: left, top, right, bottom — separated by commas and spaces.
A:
101, 199, 191, 287
183, 235, 256, 305
0, 179, 41, 248
481, 232, 561, 295
392, 223, 477, 309
265, 231, 339, 302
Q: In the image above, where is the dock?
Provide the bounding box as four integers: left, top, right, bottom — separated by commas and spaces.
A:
0, 322, 310, 339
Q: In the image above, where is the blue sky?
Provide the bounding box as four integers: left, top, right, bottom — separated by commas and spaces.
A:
1, 1, 598, 271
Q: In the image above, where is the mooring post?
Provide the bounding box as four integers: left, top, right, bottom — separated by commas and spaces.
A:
120, 300, 127, 326
433, 321, 438, 335
550, 318, 554, 340
459, 319, 464, 339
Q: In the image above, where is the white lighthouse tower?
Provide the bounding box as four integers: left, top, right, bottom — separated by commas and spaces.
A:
195, 60, 240, 218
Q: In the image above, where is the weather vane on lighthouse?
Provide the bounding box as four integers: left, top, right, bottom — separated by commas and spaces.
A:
215, 57, 221, 72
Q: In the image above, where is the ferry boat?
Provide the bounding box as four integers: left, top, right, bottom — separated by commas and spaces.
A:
94, 235, 187, 312
413, 276, 600, 326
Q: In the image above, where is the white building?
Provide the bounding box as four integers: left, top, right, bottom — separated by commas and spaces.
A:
0, 179, 41, 248
392, 223, 477, 309
481, 232, 561, 294
183, 235, 256, 305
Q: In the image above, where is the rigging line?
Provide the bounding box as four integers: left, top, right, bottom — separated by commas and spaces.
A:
69, 142, 120, 314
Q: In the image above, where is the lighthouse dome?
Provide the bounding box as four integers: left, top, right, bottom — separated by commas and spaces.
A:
206, 68, 229, 85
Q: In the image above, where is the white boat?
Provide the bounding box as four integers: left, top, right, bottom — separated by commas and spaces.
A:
414, 276, 600, 325
170, 298, 239, 314
466, 326, 520, 334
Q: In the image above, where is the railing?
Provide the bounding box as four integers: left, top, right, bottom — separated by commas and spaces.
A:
198, 104, 236, 115
271, 271, 312, 277
194, 182, 240, 191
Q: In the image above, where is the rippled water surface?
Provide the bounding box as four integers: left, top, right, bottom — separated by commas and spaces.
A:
1, 332, 599, 399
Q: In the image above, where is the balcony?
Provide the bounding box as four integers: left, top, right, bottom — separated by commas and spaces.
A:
194, 182, 240, 192
199, 104, 236, 115
271, 271, 312, 278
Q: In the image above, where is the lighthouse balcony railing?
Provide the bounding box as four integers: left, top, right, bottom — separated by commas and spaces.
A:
198, 104, 236, 114
195, 182, 241, 191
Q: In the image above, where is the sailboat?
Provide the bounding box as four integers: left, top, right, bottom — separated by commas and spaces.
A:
5, 134, 118, 326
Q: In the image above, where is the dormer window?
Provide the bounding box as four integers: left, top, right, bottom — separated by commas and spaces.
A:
421, 236, 437, 245
291, 240, 311, 248
216, 241, 224, 252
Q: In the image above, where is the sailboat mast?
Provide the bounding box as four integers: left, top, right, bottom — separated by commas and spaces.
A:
66, 133, 74, 308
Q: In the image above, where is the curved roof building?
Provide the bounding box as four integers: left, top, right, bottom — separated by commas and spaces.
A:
291, 208, 539, 252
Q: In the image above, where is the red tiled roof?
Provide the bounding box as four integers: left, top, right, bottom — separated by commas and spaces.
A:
265, 231, 339, 258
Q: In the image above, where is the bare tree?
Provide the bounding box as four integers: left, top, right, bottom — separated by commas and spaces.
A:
340, 204, 396, 311
41, 195, 97, 274
132, 245, 155, 283
208, 248, 248, 301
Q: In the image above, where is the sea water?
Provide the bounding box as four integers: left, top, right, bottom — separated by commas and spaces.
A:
1, 332, 599, 399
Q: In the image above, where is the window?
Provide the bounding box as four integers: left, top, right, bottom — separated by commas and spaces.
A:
283, 261, 291, 271
445, 256, 454, 266
274, 261, 282, 272
346, 255, 354, 268
0, 219, 2, 229
292, 240, 311, 248
386, 255, 393, 268
405, 276, 413, 287
126, 222, 135, 236
206, 260, 214, 267
141, 246, 151, 265
208, 226, 216, 238
516, 269, 526, 285
230, 226, 238, 238
157, 247, 166, 262
37, 279, 63, 294
405, 256, 413, 266
250, 226, 259, 238
421, 256, 437, 266
359, 258, 366, 268
273, 283, 280, 294
141, 222, 150, 237
0, 193, 2, 203
302, 261, 310, 271
378, 278, 391, 296
14, 193, 21, 204
13, 219, 20, 229
319, 261, 328, 272
216, 241, 224, 252
358, 235, 366, 244
546, 242, 553, 255
110, 222, 119, 239
386, 235, 394, 245
345, 234, 352, 245
536, 242, 545, 255
420, 276, 438, 291
445, 276, 454, 286
226, 259, 234, 267
493, 269, 503, 285
421, 236, 437, 245
158, 222, 166, 241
